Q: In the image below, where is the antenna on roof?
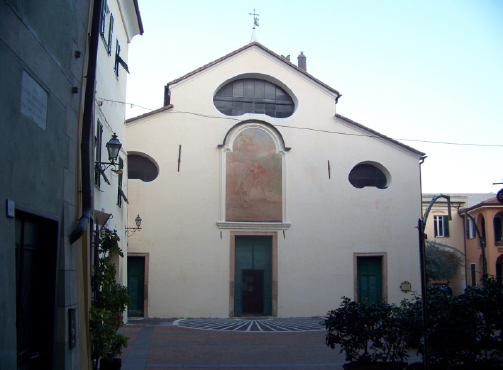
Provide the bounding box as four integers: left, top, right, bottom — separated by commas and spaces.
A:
249, 9, 259, 43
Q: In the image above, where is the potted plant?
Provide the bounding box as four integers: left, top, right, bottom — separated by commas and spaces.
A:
90, 229, 130, 370
325, 297, 411, 370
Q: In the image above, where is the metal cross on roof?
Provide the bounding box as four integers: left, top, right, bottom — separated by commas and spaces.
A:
249, 8, 259, 28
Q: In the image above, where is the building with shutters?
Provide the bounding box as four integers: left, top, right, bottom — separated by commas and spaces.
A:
460, 195, 503, 287
125, 41, 425, 318
422, 193, 501, 295
92, 0, 143, 318
0, 0, 142, 368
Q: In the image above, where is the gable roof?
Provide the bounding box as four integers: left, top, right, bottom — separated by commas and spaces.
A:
336, 114, 425, 156
461, 196, 503, 213
165, 42, 341, 97
127, 43, 424, 157
126, 104, 173, 124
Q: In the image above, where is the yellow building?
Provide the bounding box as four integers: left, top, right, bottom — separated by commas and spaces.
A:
422, 193, 499, 295
461, 196, 503, 286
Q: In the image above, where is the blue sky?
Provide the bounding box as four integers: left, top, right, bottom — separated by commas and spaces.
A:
124, 0, 503, 194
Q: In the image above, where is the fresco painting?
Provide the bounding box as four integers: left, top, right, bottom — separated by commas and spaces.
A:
226, 128, 282, 222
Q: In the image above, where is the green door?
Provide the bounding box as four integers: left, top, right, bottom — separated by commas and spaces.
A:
357, 257, 382, 303
234, 236, 272, 316
127, 257, 145, 317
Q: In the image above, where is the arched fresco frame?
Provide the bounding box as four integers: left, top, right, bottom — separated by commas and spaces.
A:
217, 120, 290, 229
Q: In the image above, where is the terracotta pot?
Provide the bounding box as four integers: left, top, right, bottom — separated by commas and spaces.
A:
343, 362, 408, 370
113, 316, 124, 328
100, 357, 121, 370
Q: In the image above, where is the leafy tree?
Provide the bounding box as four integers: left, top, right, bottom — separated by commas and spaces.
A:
425, 241, 463, 282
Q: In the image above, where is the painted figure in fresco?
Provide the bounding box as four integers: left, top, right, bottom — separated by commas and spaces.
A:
244, 161, 274, 201
234, 180, 249, 208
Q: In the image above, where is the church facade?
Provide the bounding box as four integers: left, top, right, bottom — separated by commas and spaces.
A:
125, 42, 424, 318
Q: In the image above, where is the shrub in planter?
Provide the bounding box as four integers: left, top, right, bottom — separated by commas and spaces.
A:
90, 229, 130, 370
325, 297, 412, 369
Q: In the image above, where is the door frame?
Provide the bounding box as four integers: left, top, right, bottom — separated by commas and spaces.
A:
127, 252, 149, 318
229, 231, 278, 317
353, 252, 388, 303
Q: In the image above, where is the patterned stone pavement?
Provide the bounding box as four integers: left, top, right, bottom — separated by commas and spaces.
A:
173, 317, 325, 332
119, 319, 423, 369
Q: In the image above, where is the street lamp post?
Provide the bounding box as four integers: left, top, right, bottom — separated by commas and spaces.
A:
418, 194, 452, 370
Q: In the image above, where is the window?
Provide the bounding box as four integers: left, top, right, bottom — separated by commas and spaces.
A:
494, 217, 502, 244
434, 215, 449, 237
470, 263, 476, 286
114, 39, 120, 77
94, 121, 103, 187
467, 218, 475, 239
100, 0, 108, 36
115, 41, 129, 76
480, 216, 486, 239
107, 13, 114, 55
214, 78, 294, 118
128, 154, 158, 182
348, 163, 388, 189
117, 157, 128, 207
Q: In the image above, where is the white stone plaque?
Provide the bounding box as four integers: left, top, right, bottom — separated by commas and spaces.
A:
20, 70, 48, 130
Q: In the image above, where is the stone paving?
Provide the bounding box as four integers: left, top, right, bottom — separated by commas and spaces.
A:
118, 317, 347, 369
118, 318, 422, 370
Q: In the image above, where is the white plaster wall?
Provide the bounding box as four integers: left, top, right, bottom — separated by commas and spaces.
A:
126, 45, 422, 318
94, 0, 139, 309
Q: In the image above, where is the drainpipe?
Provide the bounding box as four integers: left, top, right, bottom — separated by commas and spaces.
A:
70, 0, 102, 244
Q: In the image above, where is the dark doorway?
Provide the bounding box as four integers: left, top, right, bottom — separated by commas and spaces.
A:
242, 270, 264, 315
357, 256, 383, 303
15, 211, 58, 370
234, 236, 272, 316
496, 255, 503, 282
127, 256, 145, 317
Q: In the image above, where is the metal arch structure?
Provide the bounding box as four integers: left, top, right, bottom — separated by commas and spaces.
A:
418, 194, 452, 370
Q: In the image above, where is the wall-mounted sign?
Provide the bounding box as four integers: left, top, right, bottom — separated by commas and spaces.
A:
20, 71, 48, 130
400, 281, 412, 292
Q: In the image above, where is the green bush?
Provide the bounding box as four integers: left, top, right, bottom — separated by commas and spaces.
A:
325, 278, 503, 368
325, 297, 412, 363
90, 229, 130, 368
419, 278, 503, 368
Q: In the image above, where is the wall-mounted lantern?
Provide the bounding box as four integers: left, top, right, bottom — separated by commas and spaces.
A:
126, 214, 142, 236
95, 133, 122, 185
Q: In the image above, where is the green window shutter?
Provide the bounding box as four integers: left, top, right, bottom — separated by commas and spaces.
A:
443, 215, 450, 237
107, 14, 114, 55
